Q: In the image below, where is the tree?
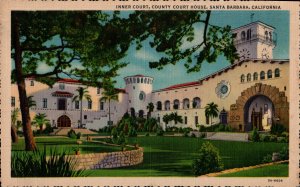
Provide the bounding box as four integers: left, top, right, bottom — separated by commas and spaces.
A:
32, 113, 50, 134
27, 96, 36, 108
72, 87, 91, 128
12, 11, 237, 150
101, 86, 119, 126
205, 102, 219, 125
162, 112, 183, 128
146, 102, 154, 119
11, 108, 20, 143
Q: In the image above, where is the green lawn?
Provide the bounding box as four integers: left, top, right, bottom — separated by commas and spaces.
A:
87, 136, 287, 176
217, 163, 288, 177
12, 137, 125, 155
12, 136, 288, 177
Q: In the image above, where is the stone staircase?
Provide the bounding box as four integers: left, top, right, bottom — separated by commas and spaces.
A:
205, 132, 249, 142
51, 128, 97, 136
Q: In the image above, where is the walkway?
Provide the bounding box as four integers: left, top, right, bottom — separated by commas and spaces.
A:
205, 132, 249, 142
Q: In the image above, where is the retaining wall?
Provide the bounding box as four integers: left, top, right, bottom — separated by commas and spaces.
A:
69, 147, 143, 170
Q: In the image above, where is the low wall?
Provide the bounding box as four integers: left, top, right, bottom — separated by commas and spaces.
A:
69, 147, 143, 170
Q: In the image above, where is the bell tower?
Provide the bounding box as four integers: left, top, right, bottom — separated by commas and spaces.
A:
232, 21, 276, 60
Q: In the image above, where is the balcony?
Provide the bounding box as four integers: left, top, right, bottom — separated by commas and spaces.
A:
234, 34, 277, 47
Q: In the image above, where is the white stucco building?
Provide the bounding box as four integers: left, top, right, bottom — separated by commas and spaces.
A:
11, 21, 289, 132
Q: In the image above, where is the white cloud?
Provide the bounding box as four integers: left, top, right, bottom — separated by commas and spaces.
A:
180, 25, 204, 50
134, 49, 158, 62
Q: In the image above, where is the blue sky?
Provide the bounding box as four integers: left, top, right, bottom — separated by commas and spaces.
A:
114, 11, 289, 90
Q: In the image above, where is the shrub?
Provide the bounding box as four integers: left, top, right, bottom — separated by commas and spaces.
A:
262, 154, 272, 163
43, 123, 54, 134
190, 133, 196, 138
216, 124, 225, 132
128, 126, 137, 137
279, 146, 289, 160
67, 129, 77, 139
192, 142, 223, 176
145, 132, 150, 136
271, 123, 286, 136
251, 128, 260, 142
183, 131, 189, 137
269, 135, 278, 142
76, 132, 81, 139
260, 134, 270, 142
224, 125, 232, 132
156, 127, 164, 136
11, 147, 86, 177
198, 125, 206, 132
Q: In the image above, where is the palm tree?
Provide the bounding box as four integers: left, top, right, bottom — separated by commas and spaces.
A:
146, 102, 154, 119
11, 108, 20, 143
101, 87, 119, 126
205, 102, 219, 125
27, 96, 36, 108
72, 87, 91, 128
32, 113, 50, 134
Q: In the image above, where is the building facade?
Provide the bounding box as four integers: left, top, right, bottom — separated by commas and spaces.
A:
11, 21, 289, 131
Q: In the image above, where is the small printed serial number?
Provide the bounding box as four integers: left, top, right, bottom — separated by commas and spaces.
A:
268, 179, 283, 182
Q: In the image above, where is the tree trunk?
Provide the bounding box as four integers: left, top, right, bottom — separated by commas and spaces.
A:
40, 125, 43, 134
11, 126, 18, 143
12, 13, 36, 151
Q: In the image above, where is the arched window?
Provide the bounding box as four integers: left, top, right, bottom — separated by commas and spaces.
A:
157, 101, 162, 111
141, 78, 143, 83
253, 72, 258, 80
133, 78, 136, 83
164, 100, 170, 110
247, 73, 251, 82
265, 31, 269, 41
269, 32, 272, 41
247, 29, 251, 40
183, 98, 190, 109
241, 74, 245, 83
173, 99, 180, 110
99, 99, 104, 110
241, 31, 246, 40
192, 97, 201, 108
275, 68, 280, 77
267, 70, 272, 79
144, 78, 147, 83
130, 78, 133, 84
260, 71, 265, 80
137, 78, 140, 83
147, 78, 150, 84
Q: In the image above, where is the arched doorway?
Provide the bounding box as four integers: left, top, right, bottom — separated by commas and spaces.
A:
229, 83, 289, 132
244, 95, 274, 131
57, 115, 71, 127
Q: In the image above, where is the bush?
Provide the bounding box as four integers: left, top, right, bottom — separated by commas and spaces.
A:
11, 147, 86, 177
190, 133, 196, 138
260, 134, 270, 142
192, 142, 223, 176
216, 124, 225, 132
67, 129, 77, 139
43, 123, 54, 134
271, 123, 286, 136
128, 126, 137, 137
251, 128, 260, 142
224, 125, 232, 132
279, 146, 289, 160
198, 125, 206, 132
76, 132, 81, 139
269, 135, 278, 142
156, 127, 164, 136
262, 154, 272, 163
145, 132, 150, 136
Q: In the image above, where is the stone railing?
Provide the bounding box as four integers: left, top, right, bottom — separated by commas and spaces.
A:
69, 147, 144, 170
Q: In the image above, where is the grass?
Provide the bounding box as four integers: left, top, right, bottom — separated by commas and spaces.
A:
217, 162, 288, 177
12, 137, 126, 155
88, 136, 287, 176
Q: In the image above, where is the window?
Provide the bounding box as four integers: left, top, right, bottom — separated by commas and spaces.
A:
43, 98, 47, 108
11, 96, 15, 107
100, 101, 104, 110
275, 68, 280, 77
133, 86, 135, 90
247, 73, 251, 82
246, 29, 251, 40
253, 72, 258, 80
157, 117, 160, 123
184, 116, 188, 124
157, 101, 162, 111
164, 100, 170, 110
141, 78, 143, 83
88, 100, 92, 109
133, 78, 136, 83
59, 83, 65, 90
260, 71, 265, 80
265, 31, 269, 40
75, 100, 79, 109
30, 80, 34, 86
58, 98, 66, 110
269, 32, 272, 41
130, 78, 132, 84
97, 88, 100, 94
195, 116, 199, 125
267, 70, 272, 79
84, 115, 87, 120
173, 99, 180, 110
137, 78, 140, 83
139, 91, 146, 101
241, 31, 246, 40
192, 97, 201, 108
183, 98, 189, 109
241, 74, 245, 83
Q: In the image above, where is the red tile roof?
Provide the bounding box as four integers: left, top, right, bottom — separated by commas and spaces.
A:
52, 91, 74, 97
57, 78, 81, 84
161, 81, 201, 91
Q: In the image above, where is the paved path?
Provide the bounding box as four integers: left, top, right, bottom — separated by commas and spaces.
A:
205, 132, 249, 142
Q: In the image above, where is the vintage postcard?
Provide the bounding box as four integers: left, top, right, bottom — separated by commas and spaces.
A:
0, 0, 299, 186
